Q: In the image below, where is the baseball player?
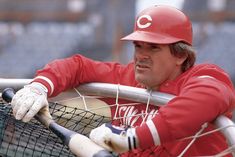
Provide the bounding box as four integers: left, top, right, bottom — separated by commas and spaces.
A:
11, 5, 235, 157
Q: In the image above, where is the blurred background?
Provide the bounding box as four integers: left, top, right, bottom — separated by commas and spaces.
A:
0, 0, 234, 83
0, 0, 234, 153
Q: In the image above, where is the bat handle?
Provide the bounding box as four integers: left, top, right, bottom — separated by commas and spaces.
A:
2, 88, 15, 102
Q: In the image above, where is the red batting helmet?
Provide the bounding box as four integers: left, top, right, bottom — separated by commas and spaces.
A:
121, 5, 193, 45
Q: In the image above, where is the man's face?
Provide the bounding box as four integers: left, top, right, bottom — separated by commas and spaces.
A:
133, 41, 183, 89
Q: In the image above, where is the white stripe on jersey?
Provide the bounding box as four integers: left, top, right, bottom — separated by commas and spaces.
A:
34, 76, 54, 96
146, 120, 161, 146
197, 75, 215, 80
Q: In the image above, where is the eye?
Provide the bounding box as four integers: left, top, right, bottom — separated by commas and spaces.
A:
150, 45, 160, 51
133, 42, 141, 49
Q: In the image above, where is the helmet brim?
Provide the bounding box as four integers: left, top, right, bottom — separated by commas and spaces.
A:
121, 31, 186, 45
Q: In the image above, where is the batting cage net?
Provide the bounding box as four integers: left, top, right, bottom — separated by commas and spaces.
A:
0, 101, 110, 157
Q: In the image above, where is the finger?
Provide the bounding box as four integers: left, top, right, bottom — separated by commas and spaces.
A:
91, 135, 113, 151
11, 88, 31, 116
15, 96, 35, 120
11, 90, 25, 109
98, 142, 113, 151
90, 126, 113, 151
12, 95, 27, 117
22, 99, 46, 122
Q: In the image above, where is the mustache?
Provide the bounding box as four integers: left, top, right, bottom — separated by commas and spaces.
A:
135, 60, 152, 67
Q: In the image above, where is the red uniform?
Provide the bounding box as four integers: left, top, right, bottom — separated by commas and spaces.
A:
33, 54, 235, 157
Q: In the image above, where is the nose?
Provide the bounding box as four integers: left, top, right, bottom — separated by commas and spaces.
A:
134, 49, 150, 60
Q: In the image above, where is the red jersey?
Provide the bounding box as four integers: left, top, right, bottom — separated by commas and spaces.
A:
33, 54, 235, 157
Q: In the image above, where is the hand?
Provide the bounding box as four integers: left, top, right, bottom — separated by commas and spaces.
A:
11, 82, 49, 122
89, 123, 138, 154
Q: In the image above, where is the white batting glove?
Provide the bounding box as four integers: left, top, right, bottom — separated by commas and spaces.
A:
89, 123, 138, 154
11, 82, 49, 122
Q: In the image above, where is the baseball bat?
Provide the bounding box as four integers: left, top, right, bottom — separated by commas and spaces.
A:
1, 88, 114, 157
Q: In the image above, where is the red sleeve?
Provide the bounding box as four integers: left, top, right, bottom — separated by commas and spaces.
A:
32, 54, 135, 97
136, 76, 235, 148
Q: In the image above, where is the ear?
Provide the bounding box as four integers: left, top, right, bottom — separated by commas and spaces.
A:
176, 56, 187, 66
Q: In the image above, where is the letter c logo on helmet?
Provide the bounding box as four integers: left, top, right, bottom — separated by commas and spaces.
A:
136, 15, 152, 29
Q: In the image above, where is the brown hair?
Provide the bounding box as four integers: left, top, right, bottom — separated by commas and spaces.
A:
169, 42, 196, 72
